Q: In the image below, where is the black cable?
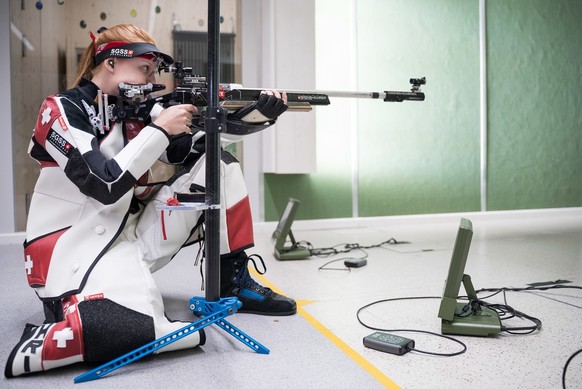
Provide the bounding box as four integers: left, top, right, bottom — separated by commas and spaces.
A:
482, 301, 542, 334
318, 257, 350, 271
351, 265, 579, 363
476, 283, 582, 385
477, 284, 582, 294
318, 249, 368, 271
284, 237, 406, 270
307, 237, 408, 258
562, 348, 582, 389
474, 285, 582, 334
356, 296, 467, 357
470, 289, 542, 334
356, 285, 561, 357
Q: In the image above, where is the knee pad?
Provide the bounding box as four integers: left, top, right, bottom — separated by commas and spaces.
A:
78, 298, 155, 362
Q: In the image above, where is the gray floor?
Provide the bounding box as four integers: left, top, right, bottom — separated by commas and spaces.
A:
1, 208, 582, 388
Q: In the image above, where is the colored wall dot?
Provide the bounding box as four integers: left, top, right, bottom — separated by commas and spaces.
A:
130, 9, 137, 17
80, 20, 87, 29
100, 12, 107, 21
155, 6, 161, 14
35, 1, 43, 10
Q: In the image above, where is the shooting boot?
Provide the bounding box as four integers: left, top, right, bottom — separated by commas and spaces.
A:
220, 251, 296, 316
5, 321, 83, 378
5, 323, 43, 378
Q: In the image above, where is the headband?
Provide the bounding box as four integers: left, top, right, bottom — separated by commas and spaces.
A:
93, 41, 174, 68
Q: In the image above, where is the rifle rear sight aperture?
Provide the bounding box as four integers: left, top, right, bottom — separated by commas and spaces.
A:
410, 77, 426, 92
165, 61, 198, 82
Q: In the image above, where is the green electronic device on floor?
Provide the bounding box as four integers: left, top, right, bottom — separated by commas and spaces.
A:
271, 198, 310, 260
437, 218, 501, 336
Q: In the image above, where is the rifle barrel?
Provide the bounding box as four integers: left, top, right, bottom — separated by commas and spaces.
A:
282, 89, 425, 102
281, 89, 380, 99
221, 86, 424, 110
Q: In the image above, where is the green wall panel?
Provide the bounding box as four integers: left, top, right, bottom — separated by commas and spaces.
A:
264, 172, 353, 222
487, 0, 582, 210
357, 0, 480, 217
265, 0, 481, 221
264, 0, 582, 222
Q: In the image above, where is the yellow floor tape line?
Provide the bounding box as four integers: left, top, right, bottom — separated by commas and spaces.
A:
250, 269, 400, 389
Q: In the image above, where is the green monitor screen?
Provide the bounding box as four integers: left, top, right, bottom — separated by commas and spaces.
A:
271, 198, 310, 260
437, 218, 501, 336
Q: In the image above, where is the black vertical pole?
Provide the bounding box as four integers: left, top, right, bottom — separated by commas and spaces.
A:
204, 0, 224, 302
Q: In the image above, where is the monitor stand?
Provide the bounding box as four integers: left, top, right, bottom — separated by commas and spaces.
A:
275, 230, 311, 260
441, 274, 501, 337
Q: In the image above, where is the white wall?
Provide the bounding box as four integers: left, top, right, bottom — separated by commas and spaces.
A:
241, 0, 317, 222
0, 1, 16, 234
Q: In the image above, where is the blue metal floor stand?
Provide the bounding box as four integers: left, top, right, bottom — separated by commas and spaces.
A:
74, 296, 269, 383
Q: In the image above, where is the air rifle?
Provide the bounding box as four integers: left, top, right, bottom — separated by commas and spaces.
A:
110, 61, 426, 125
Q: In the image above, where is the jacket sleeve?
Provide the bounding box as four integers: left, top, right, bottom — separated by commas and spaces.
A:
31, 95, 170, 205
160, 130, 206, 165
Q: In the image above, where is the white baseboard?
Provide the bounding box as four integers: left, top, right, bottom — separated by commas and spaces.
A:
253, 206, 582, 233
2, 207, 581, 245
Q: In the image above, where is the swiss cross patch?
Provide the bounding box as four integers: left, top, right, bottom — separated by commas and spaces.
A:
35, 97, 63, 148
44, 313, 84, 360
24, 229, 68, 287
47, 129, 73, 156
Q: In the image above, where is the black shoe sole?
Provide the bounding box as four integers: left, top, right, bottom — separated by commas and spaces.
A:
237, 307, 297, 316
